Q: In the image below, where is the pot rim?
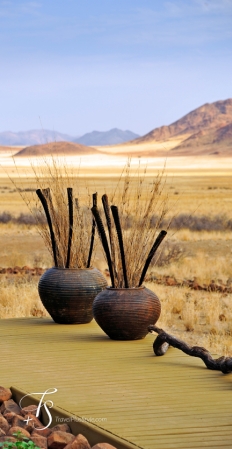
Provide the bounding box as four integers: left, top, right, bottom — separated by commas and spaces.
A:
106, 285, 145, 291
49, 266, 95, 271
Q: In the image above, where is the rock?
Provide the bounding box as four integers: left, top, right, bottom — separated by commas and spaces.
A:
50, 424, 72, 434
12, 414, 30, 430
0, 413, 10, 433
3, 412, 17, 424
48, 430, 75, 449
165, 277, 177, 287
91, 444, 118, 449
30, 434, 48, 449
22, 413, 44, 432
1, 399, 21, 415
209, 280, 217, 292
64, 434, 91, 449
7, 426, 31, 439
31, 427, 53, 438
0, 387, 12, 403
20, 405, 40, 417
0, 436, 17, 443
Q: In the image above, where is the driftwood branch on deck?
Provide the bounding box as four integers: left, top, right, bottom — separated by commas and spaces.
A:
148, 324, 232, 374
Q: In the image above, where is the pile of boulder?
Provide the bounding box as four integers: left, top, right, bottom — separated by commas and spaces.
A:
0, 387, 117, 449
104, 268, 232, 293
145, 273, 232, 293
0, 267, 44, 276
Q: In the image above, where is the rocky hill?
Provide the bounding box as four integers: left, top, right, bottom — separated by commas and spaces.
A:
14, 141, 101, 157
132, 98, 232, 156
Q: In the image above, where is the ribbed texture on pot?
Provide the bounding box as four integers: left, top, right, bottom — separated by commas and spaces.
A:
93, 286, 161, 340
38, 267, 107, 324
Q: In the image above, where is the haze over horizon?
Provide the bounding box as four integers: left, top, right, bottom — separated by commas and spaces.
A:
0, 0, 232, 136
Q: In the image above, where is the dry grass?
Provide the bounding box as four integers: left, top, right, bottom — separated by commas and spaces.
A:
147, 283, 232, 356
10, 158, 97, 268
94, 161, 171, 287
0, 276, 49, 319
174, 229, 232, 241
152, 249, 232, 283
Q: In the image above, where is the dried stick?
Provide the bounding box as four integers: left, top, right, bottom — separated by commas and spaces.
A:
102, 194, 112, 242
148, 325, 232, 374
111, 205, 128, 288
66, 187, 73, 268
102, 194, 117, 280
138, 230, 167, 286
42, 188, 61, 246
36, 189, 58, 267
87, 192, 97, 268
91, 206, 115, 287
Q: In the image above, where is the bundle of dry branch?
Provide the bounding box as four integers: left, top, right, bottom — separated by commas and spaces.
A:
92, 161, 171, 288
13, 157, 95, 269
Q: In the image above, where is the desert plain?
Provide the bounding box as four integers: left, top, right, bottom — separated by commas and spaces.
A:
0, 138, 232, 359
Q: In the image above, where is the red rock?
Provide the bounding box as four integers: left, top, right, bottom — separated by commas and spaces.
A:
51, 424, 71, 434
20, 405, 40, 417
31, 428, 53, 438
30, 434, 48, 449
166, 277, 177, 287
0, 414, 10, 433
1, 399, 21, 415
22, 413, 44, 431
12, 414, 30, 429
192, 282, 199, 290
0, 387, 12, 403
48, 430, 75, 449
3, 412, 17, 424
91, 444, 117, 449
0, 436, 17, 443
7, 426, 30, 439
64, 434, 91, 449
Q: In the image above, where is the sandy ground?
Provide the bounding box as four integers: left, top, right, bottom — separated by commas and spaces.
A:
1, 150, 232, 178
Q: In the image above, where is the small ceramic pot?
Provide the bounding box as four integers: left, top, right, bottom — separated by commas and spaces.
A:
38, 267, 107, 324
92, 285, 161, 340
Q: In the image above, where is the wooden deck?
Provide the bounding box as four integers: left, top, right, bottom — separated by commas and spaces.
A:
1, 317, 232, 448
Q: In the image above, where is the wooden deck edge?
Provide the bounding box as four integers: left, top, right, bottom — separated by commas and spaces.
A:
11, 386, 141, 449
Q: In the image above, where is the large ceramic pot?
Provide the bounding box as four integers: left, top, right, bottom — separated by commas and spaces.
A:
38, 267, 107, 324
92, 285, 161, 340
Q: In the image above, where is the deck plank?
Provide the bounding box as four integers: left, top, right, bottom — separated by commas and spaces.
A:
1, 317, 232, 448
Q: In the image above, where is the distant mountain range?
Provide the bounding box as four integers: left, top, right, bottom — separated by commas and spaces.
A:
0, 128, 139, 146
73, 128, 139, 146
0, 130, 74, 146
2, 99, 232, 157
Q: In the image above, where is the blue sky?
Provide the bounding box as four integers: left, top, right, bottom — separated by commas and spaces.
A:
0, 0, 232, 136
